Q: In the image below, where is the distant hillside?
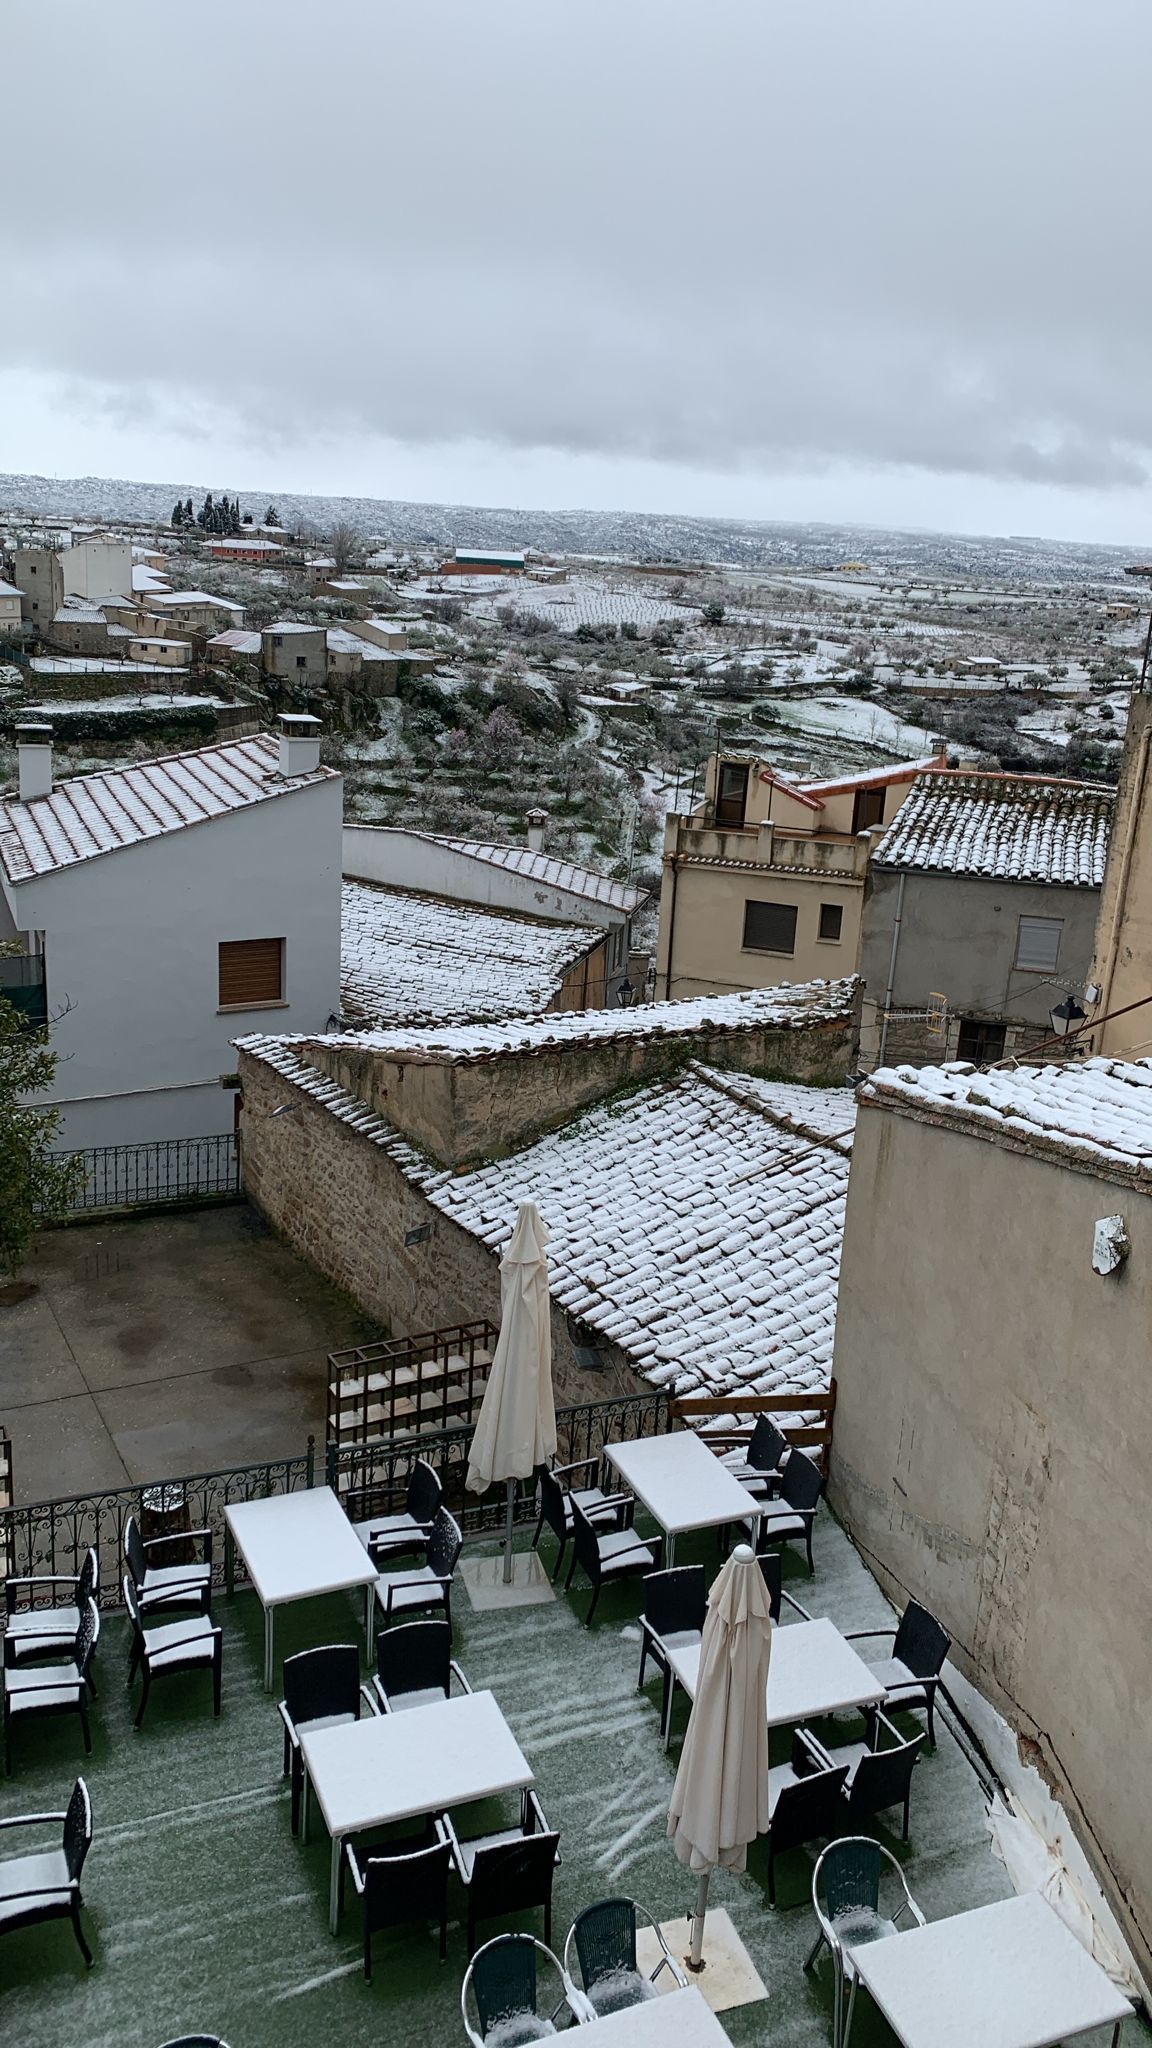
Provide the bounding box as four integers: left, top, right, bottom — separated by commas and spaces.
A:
0, 470, 1139, 584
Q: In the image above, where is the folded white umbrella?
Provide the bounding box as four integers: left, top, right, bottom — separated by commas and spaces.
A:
466, 1200, 558, 1580
668, 1543, 773, 1966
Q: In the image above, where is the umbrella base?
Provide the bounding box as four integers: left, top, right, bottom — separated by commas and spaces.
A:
637, 1909, 766, 2015
460, 1551, 556, 1611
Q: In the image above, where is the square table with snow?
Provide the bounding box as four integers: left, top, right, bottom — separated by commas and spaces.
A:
667, 1615, 885, 1735
572, 1985, 733, 2044
606, 1431, 764, 1567
224, 1485, 377, 1692
849, 1891, 1132, 2048
300, 1687, 533, 1933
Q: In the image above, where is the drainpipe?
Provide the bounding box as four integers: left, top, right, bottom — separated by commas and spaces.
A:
876, 871, 906, 1068
662, 851, 681, 1000
1092, 709, 1152, 1052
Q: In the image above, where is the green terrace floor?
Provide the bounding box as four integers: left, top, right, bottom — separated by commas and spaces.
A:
0, 1509, 1129, 2048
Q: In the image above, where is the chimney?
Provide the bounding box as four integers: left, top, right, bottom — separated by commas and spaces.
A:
277, 712, 322, 778
525, 807, 548, 853
16, 723, 53, 801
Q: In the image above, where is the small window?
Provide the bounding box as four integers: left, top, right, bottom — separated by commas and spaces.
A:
715, 761, 750, 827
852, 786, 886, 833
818, 903, 843, 943
218, 938, 284, 1009
296, 655, 307, 669
956, 1017, 1006, 1064
273, 634, 283, 647
743, 900, 797, 954
1015, 916, 1063, 973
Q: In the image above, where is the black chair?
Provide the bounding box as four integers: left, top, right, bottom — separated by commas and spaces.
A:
280, 1643, 376, 1834
158, 2039, 230, 2047
564, 1896, 688, 2014
753, 1449, 823, 1575
846, 1600, 951, 1747
817, 1712, 924, 1842
806, 1836, 925, 2048
370, 1507, 463, 1644
564, 1497, 663, 1629
0, 1776, 93, 1966
764, 1730, 849, 1905
462, 1933, 592, 2044
637, 1566, 705, 1746
3, 1548, 100, 1689
342, 1818, 452, 1979
351, 1457, 443, 1568
724, 1415, 790, 1499
123, 1576, 221, 1731
531, 1457, 618, 1582
373, 1620, 472, 1713
3, 1599, 99, 1775
124, 1512, 213, 1619
443, 1788, 560, 1956
755, 1549, 813, 1624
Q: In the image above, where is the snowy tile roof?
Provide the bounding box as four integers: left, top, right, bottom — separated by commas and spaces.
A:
340, 880, 600, 1028
872, 771, 1113, 887
0, 734, 337, 885
435, 836, 648, 913
325, 628, 393, 659
208, 629, 262, 654
861, 1056, 1152, 1179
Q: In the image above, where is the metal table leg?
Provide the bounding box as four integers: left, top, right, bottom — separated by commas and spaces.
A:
329, 1832, 342, 1935
225, 1525, 235, 1598
264, 1603, 274, 1693
666, 1531, 677, 1570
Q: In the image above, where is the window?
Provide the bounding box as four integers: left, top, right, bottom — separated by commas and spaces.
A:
852, 785, 886, 833
295, 655, 307, 669
818, 902, 843, 943
1015, 915, 1063, 973
743, 899, 797, 954
956, 1017, 1006, 1065
218, 938, 284, 1010
715, 761, 750, 827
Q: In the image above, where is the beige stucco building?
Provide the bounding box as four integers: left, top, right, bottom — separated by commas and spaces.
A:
1087, 689, 1152, 1060
656, 750, 939, 1000
0, 579, 23, 639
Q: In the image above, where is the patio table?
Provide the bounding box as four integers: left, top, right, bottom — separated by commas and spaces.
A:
666, 1614, 884, 1736
606, 1431, 763, 1567
299, 1686, 533, 1933
849, 1891, 1132, 2048
571, 1985, 733, 2043
224, 1485, 377, 1691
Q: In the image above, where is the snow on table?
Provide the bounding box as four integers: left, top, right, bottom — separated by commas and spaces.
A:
224, 1486, 376, 1692
669, 1617, 885, 1728
571, 1987, 732, 2044
606, 1431, 763, 1551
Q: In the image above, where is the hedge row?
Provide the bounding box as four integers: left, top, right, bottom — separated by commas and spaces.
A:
0, 705, 220, 746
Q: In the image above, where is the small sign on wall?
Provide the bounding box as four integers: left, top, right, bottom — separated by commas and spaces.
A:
1092, 1215, 1129, 1276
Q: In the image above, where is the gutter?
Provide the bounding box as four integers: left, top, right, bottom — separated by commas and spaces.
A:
662, 851, 681, 1000
876, 870, 906, 1067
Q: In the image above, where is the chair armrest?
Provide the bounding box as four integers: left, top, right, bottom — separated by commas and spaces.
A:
869, 1708, 904, 1751
3, 1669, 82, 1696
0, 1810, 67, 1831
5, 1573, 78, 1593
449, 1660, 473, 1696
844, 1627, 895, 1645
895, 1895, 927, 1928
792, 1725, 835, 1775
523, 1787, 551, 1835
146, 1624, 220, 1655
143, 1527, 213, 1557
645, 1913, 690, 1989
780, 1590, 813, 1621
343, 1840, 366, 1896
358, 1682, 380, 1717
438, 1808, 467, 1881
0, 1879, 73, 1903
276, 1700, 299, 1751
551, 1455, 602, 1481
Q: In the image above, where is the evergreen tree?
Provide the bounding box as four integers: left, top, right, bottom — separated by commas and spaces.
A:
197, 493, 213, 529
184, 496, 193, 523
171, 500, 184, 529
265, 503, 281, 527
0, 984, 85, 1274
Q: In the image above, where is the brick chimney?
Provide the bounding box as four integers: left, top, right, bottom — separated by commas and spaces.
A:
525, 807, 548, 852
16, 723, 53, 801
277, 713, 322, 778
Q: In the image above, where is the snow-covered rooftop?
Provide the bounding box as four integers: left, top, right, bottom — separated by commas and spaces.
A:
0, 579, 21, 598
325, 628, 393, 659
861, 1055, 1152, 1180
208, 629, 262, 654
151, 591, 245, 612
871, 771, 1113, 887
801, 753, 944, 797
340, 881, 601, 1029
435, 835, 648, 913
0, 734, 337, 885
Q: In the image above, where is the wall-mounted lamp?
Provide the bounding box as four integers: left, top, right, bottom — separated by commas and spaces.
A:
1049, 994, 1087, 1038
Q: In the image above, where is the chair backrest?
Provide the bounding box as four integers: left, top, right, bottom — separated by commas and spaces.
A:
157, 2036, 229, 2047
781, 1449, 823, 1514
376, 1619, 451, 1703
282, 1644, 361, 1729
75, 1598, 100, 1678
846, 1732, 924, 1823
570, 1897, 639, 1988
124, 1513, 146, 1586
748, 1416, 787, 1473
64, 1776, 93, 1882
469, 1933, 540, 2038
770, 1764, 849, 1857
818, 1835, 883, 1922
77, 1547, 99, 1606
756, 1549, 783, 1622
407, 1457, 443, 1526
570, 1499, 603, 1581
362, 1836, 451, 1934
893, 1599, 950, 1679
538, 1465, 568, 1544
426, 1507, 462, 1579
469, 1828, 560, 1922
642, 1566, 706, 1641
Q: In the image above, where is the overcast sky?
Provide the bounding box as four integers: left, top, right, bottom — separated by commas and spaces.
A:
3, 1, 1149, 543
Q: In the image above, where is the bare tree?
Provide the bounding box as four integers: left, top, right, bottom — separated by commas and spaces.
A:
329, 520, 360, 574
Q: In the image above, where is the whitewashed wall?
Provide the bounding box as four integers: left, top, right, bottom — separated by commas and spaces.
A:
342, 824, 628, 931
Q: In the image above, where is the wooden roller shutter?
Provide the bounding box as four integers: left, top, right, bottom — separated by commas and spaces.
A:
218, 937, 284, 1008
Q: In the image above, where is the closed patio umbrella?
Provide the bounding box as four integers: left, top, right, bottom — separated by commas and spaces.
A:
668, 1543, 773, 1968
466, 1200, 558, 1581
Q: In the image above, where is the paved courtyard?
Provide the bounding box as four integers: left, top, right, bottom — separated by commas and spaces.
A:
0, 1204, 380, 1505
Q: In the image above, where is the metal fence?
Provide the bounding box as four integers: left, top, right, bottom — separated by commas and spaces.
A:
46, 1133, 242, 1217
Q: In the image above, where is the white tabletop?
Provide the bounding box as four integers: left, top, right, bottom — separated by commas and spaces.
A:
607, 1432, 762, 1536
573, 1987, 732, 2045
299, 1688, 533, 1840
850, 1892, 1132, 2048
669, 1615, 885, 1728
224, 1486, 377, 1608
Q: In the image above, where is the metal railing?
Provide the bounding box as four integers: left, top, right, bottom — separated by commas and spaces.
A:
326, 1320, 500, 1446
672, 1382, 837, 1478
46, 1133, 242, 1216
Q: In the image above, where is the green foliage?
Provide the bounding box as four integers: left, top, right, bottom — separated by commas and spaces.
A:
1, 706, 219, 747
0, 992, 84, 1274
701, 601, 726, 626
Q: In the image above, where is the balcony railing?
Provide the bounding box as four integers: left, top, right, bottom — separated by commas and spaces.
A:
0, 951, 47, 1029
45, 1133, 242, 1216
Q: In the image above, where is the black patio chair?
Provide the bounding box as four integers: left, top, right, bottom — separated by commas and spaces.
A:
123, 1576, 221, 1731
370, 1507, 463, 1643
3, 1599, 99, 1775
531, 1456, 618, 1583
372, 1619, 472, 1714
764, 1729, 849, 1906
806, 1835, 925, 2048
564, 1497, 662, 1629
342, 1817, 452, 1979
350, 1457, 443, 1568
280, 1643, 377, 1834
723, 1415, 790, 1499
443, 1788, 560, 1956
755, 1548, 813, 1624
3, 1548, 100, 1692
0, 1776, 94, 1966
564, 1896, 689, 2015
637, 1565, 706, 1745
815, 1710, 925, 1842
461, 1933, 592, 2045
846, 1599, 951, 1747
124, 1512, 213, 1619
753, 1448, 823, 1575
157, 2039, 230, 2047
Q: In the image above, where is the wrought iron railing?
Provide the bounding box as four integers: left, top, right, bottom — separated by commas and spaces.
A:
45, 1133, 242, 1216
327, 1320, 500, 1446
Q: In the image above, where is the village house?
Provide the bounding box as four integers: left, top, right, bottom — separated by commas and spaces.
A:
1085, 690, 1152, 1060
261, 620, 327, 685
10, 545, 65, 627
440, 545, 526, 575
206, 535, 285, 563
150, 590, 247, 635
0, 576, 25, 639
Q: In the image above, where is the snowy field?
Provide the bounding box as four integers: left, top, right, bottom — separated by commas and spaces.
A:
466, 573, 692, 633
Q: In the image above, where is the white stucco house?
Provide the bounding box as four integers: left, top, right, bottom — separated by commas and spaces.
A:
0, 717, 342, 1149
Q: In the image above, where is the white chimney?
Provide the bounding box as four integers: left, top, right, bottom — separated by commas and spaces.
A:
525, 807, 548, 852
16, 723, 53, 801
277, 712, 322, 778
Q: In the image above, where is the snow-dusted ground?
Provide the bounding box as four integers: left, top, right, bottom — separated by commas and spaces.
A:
467, 573, 692, 633
770, 693, 944, 753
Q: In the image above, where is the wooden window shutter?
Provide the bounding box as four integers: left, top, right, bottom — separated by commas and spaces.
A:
219, 938, 284, 1008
